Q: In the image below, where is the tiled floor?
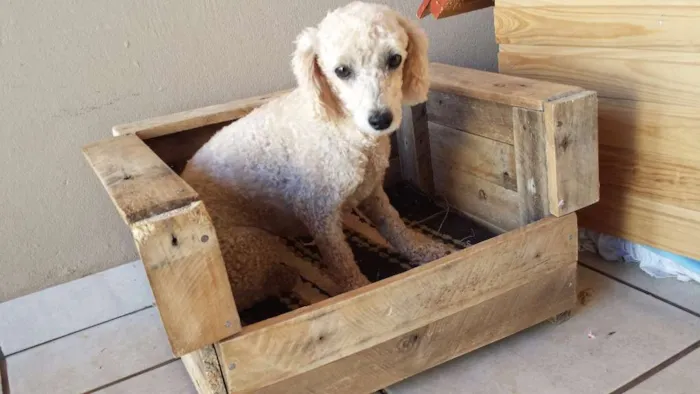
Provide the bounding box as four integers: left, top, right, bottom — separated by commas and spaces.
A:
2, 253, 699, 393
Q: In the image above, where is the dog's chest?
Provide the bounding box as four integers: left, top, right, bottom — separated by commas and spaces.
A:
346, 136, 391, 207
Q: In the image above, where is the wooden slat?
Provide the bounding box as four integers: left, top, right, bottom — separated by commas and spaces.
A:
181, 347, 226, 394
579, 186, 700, 261
255, 264, 576, 394
427, 91, 514, 145
495, 6, 700, 52
433, 159, 521, 232
429, 122, 517, 191
7, 308, 173, 394
0, 261, 152, 356
497, 0, 697, 6
397, 104, 435, 193
112, 90, 291, 139
598, 98, 700, 162
217, 214, 577, 392
430, 62, 582, 111
82, 135, 200, 224
598, 145, 700, 212
544, 91, 599, 216
131, 201, 240, 356
513, 108, 549, 224
498, 46, 700, 107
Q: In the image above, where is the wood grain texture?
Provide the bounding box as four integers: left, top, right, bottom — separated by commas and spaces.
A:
544, 91, 599, 216
82, 135, 200, 224
497, 0, 697, 6
598, 145, 700, 212
429, 122, 517, 191
217, 214, 577, 392
427, 90, 514, 145
498, 45, 700, 107
598, 98, 700, 162
579, 186, 700, 261
495, 6, 700, 52
181, 346, 226, 394
513, 108, 549, 224
433, 158, 520, 232
131, 201, 240, 356
430, 62, 582, 111
254, 264, 576, 394
112, 90, 291, 139
397, 104, 435, 193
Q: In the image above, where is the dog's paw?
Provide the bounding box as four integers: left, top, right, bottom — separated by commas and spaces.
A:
407, 239, 456, 264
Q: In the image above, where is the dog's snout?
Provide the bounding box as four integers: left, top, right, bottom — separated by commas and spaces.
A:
368, 110, 393, 131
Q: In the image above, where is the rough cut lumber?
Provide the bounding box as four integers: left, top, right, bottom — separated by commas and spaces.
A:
397, 104, 435, 193
216, 214, 578, 392
427, 90, 514, 145
497, 0, 697, 6
429, 122, 516, 191
182, 346, 227, 394
495, 6, 700, 52
430, 62, 582, 111
253, 264, 576, 394
82, 135, 240, 356
418, 0, 494, 19
498, 45, 700, 107
579, 186, 700, 261
544, 91, 599, 216
112, 90, 291, 139
513, 107, 549, 224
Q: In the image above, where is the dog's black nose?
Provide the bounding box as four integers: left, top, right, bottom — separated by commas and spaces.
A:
368, 110, 393, 131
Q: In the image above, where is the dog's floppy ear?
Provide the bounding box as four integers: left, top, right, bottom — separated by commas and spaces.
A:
292, 27, 344, 121
397, 16, 430, 106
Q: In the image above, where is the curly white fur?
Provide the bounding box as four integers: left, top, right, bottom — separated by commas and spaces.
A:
181, 2, 452, 310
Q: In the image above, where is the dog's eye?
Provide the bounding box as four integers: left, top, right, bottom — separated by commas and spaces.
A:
387, 54, 403, 70
334, 66, 352, 80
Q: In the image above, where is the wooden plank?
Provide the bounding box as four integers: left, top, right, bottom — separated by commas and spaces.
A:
181, 347, 226, 394
497, 0, 697, 6
98, 360, 196, 394
217, 215, 577, 392
495, 6, 700, 52
0, 261, 152, 356
598, 145, 700, 212
579, 186, 700, 261
498, 46, 700, 107
397, 104, 435, 193
427, 91, 514, 145
255, 264, 576, 394
513, 108, 549, 224
598, 98, 700, 162
131, 201, 240, 356
433, 158, 520, 232
429, 122, 517, 191
82, 135, 200, 224
544, 91, 599, 216
112, 90, 291, 139
7, 307, 174, 394
430, 62, 582, 111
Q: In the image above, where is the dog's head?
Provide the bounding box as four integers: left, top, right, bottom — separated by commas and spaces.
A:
292, 2, 429, 135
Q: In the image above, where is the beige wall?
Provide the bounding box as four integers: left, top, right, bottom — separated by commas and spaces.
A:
0, 1, 496, 302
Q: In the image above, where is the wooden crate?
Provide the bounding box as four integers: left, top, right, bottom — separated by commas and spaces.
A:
83, 63, 598, 394
494, 0, 700, 261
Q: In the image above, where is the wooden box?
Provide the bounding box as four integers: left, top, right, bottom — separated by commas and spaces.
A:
83, 63, 598, 394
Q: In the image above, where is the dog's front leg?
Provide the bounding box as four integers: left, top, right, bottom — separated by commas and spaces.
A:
360, 186, 454, 264
308, 213, 371, 291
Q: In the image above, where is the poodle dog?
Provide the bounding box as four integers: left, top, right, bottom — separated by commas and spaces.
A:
181, 1, 453, 310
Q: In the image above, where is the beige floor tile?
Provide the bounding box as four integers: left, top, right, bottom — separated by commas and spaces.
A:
628, 348, 700, 394
579, 251, 700, 316
389, 267, 700, 394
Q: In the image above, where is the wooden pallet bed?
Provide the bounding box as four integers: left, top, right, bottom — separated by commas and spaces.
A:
83, 63, 598, 393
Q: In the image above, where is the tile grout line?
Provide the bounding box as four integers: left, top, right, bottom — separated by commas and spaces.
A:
6, 305, 155, 358
610, 339, 700, 394
578, 262, 700, 319
83, 358, 180, 393
0, 346, 9, 394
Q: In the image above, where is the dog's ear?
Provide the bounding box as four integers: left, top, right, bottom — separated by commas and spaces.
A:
397, 16, 430, 106
292, 27, 344, 121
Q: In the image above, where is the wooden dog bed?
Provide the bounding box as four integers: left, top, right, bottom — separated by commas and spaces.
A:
83, 63, 599, 393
